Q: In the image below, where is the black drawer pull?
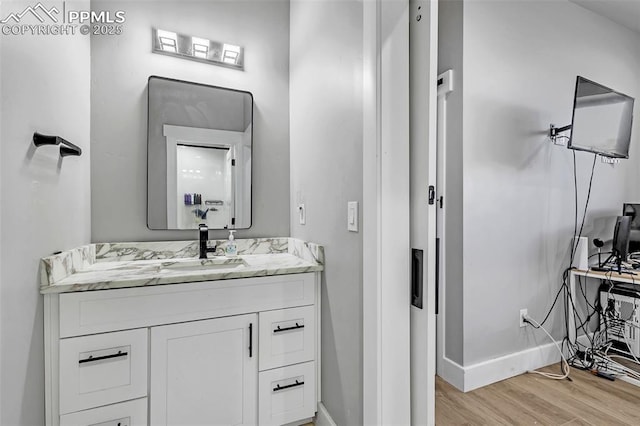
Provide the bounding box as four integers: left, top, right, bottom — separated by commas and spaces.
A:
273, 379, 305, 392
79, 350, 128, 364
273, 322, 304, 333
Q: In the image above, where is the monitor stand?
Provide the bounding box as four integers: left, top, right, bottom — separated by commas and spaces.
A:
590, 254, 636, 275
591, 254, 614, 272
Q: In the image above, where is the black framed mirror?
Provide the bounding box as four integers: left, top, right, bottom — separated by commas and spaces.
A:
147, 76, 253, 230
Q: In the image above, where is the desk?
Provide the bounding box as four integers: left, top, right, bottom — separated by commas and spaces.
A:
568, 268, 640, 344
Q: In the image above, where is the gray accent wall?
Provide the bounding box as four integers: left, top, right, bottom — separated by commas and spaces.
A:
90, 0, 290, 243
289, 0, 363, 424
440, 0, 640, 369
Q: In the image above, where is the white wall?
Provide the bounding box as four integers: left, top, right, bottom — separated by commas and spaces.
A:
438, 0, 465, 365
0, 13, 3, 423
90, 0, 290, 242
289, 0, 363, 424
0, 1, 91, 423
441, 0, 640, 371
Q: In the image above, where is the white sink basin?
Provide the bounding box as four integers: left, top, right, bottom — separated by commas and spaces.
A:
159, 257, 247, 273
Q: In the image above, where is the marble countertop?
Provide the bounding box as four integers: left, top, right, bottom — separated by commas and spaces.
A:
40, 238, 324, 294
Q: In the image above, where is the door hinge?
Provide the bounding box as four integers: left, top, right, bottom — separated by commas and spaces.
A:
428, 186, 435, 205
231, 159, 236, 166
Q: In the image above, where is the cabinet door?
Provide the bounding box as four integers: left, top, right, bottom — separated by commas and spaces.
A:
150, 314, 257, 426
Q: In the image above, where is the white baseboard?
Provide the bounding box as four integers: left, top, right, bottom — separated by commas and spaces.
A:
438, 335, 591, 392
437, 356, 465, 391
462, 340, 564, 392
316, 402, 337, 426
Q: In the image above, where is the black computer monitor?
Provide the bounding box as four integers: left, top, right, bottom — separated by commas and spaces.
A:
622, 203, 640, 253
612, 216, 632, 272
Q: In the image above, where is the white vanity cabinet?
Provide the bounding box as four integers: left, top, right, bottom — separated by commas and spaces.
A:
44, 272, 321, 426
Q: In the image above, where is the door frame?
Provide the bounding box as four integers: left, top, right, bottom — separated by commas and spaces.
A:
435, 69, 459, 388
362, 0, 411, 424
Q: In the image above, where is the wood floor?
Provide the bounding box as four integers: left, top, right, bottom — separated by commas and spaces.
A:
436, 365, 640, 425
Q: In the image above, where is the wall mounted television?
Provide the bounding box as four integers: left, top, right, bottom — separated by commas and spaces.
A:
567, 76, 635, 158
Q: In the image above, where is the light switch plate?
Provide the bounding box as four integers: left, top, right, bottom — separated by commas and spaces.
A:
348, 201, 358, 232
298, 203, 306, 225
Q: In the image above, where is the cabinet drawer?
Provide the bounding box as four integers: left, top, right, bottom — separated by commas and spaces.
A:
259, 306, 315, 371
58, 273, 316, 337
259, 361, 316, 426
59, 329, 148, 414
59, 398, 147, 426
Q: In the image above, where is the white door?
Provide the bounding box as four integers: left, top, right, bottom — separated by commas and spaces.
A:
409, 0, 438, 424
150, 314, 257, 426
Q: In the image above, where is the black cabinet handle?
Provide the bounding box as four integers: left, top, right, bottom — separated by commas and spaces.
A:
273, 379, 305, 392
249, 323, 253, 358
79, 350, 128, 364
273, 322, 304, 333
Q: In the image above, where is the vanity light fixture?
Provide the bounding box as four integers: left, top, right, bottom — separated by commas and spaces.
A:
152, 28, 244, 70
222, 43, 241, 65
192, 36, 210, 59
157, 29, 178, 53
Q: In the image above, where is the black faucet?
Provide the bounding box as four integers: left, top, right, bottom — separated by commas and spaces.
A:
199, 224, 217, 259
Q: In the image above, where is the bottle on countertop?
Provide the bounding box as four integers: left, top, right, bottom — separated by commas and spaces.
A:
225, 230, 237, 257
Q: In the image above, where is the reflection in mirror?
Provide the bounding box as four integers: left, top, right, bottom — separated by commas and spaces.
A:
147, 76, 253, 230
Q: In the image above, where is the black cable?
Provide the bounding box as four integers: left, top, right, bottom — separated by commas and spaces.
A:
567, 272, 603, 355
571, 151, 578, 262
576, 154, 598, 245
566, 153, 597, 317
569, 153, 597, 266
566, 278, 592, 344
589, 251, 612, 260
532, 153, 601, 376
535, 268, 571, 328
560, 154, 600, 368
578, 275, 597, 312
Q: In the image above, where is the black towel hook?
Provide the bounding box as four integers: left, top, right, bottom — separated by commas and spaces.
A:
33, 132, 82, 157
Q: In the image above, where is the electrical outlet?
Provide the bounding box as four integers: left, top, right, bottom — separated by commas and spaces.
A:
519, 309, 528, 328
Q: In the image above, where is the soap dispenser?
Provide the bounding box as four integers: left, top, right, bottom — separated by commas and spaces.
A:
225, 230, 237, 257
